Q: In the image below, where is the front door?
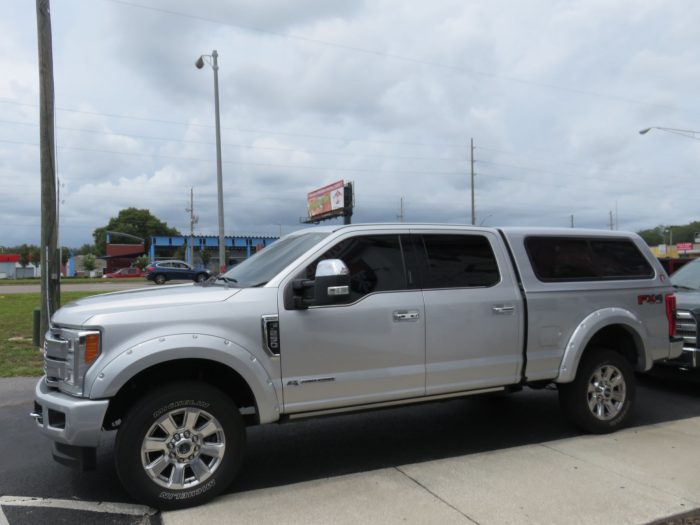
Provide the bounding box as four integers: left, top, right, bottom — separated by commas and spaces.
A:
278, 233, 426, 414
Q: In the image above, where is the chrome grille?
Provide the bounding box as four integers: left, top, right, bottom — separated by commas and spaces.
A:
676, 310, 697, 348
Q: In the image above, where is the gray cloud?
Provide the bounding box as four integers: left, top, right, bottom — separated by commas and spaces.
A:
1, 0, 700, 249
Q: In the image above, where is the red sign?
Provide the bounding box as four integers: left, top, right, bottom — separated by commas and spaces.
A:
677, 243, 693, 251
307, 180, 345, 218
0, 254, 19, 263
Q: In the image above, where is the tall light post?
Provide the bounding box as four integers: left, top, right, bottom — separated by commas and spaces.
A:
196, 50, 226, 274
639, 127, 700, 140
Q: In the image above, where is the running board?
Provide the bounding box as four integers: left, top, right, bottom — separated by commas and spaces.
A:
286, 386, 506, 420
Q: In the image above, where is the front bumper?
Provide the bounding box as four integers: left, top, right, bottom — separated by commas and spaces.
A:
32, 377, 109, 447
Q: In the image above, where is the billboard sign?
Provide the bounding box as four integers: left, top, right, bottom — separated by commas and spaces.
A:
307, 180, 345, 219
677, 242, 693, 252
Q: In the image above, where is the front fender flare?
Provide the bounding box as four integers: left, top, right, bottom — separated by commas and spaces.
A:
556, 308, 650, 383
87, 333, 281, 424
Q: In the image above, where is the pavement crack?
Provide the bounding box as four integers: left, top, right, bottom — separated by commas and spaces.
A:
394, 466, 481, 525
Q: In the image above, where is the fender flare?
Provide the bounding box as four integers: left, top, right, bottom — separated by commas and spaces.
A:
86, 333, 281, 424
556, 308, 650, 383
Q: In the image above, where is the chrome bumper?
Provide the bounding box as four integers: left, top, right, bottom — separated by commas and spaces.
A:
32, 377, 109, 447
664, 346, 700, 369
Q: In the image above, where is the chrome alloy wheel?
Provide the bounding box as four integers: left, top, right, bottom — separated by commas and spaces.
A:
141, 407, 226, 490
586, 364, 626, 421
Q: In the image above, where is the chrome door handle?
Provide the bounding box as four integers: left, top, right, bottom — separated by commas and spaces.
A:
393, 310, 420, 321
492, 305, 515, 315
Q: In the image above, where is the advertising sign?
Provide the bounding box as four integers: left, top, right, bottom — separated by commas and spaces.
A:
677, 242, 693, 251
307, 180, 345, 219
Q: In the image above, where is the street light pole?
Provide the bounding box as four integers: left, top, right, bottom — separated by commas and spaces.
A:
196, 49, 226, 274
470, 138, 475, 225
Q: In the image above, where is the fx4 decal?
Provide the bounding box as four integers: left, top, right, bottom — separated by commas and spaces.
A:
637, 294, 663, 305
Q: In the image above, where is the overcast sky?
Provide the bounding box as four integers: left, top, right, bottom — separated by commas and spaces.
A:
2, 0, 699, 248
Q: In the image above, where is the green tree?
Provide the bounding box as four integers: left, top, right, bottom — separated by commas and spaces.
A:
77, 243, 97, 255
133, 255, 150, 271
29, 246, 41, 267
93, 208, 180, 254
18, 244, 30, 268
200, 248, 212, 268
83, 254, 97, 273
637, 221, 700, 246
60, 247, 70, 266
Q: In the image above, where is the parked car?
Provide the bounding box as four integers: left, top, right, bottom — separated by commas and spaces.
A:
34, 224, 681, 509
144, 260, 211, 284
103, 267, 144, 279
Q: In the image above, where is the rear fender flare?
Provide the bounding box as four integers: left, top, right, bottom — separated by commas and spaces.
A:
556, 308, 649, 383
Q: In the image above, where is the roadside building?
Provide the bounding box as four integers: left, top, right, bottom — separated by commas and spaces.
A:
0, 254, 19, 279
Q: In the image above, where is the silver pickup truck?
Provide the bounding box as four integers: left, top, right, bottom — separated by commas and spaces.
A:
32, 224, 682, 509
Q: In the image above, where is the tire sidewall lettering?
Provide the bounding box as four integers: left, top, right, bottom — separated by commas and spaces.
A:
159, 479, 216, 501
152, 400, 210, 419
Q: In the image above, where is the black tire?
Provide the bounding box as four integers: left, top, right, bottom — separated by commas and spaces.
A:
195, 273, 207, 283
114, 382, 246, 510
154, 274, 166, 285
558, 348, 636, 434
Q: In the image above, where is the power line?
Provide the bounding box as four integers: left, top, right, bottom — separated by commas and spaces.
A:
0, 139, 463, 177
102, 0, 699, 115
0, 118, 463, 162
0, 99, 463, 148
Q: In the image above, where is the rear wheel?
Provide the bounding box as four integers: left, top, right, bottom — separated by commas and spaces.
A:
154, 274, 166, 285
114, 382, 245, 510
558, 348, 635, 434
195, 273, 207, 283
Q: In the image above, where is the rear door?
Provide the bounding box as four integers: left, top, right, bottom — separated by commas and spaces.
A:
414, 231, 523, 394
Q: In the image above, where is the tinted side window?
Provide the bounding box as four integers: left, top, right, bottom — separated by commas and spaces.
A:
589, 240, 654, 278
525, 237, 654, 281
526, 238, 597, 280
419, 234, 500, 288
307, 235, 407, 303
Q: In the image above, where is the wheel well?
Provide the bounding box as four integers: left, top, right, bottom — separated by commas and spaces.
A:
585, 325, 641, 369
103, 359, 258, 430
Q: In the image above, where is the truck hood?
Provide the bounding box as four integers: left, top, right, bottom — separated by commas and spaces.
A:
53, 284, 241, 326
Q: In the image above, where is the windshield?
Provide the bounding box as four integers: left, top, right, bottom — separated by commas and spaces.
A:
218, 231, 329, 287
670, 259, 700, 290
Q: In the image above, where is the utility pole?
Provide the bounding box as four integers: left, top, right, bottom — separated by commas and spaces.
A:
470, 138, 476, 225
36, 0, 59, 344
570, 214, 574, 228
608, 210, 614, 231
397, 197, 404, 223
185, 187, 198, 265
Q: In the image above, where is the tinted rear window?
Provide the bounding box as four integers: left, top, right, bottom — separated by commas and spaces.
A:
525, 237, 654, 281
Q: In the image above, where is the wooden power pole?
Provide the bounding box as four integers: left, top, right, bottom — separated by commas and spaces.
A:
36, 0, 60, 343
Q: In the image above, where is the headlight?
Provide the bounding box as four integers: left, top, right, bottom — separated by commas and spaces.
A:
57, 329, 101, 396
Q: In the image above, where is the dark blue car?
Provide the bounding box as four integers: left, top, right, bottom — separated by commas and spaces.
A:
145, 260, 212, 285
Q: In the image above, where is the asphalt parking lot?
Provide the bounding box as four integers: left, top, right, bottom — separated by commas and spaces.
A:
1, 369, 699, 524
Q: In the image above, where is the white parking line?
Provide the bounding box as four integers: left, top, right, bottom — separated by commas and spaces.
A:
0, 496, 155, 517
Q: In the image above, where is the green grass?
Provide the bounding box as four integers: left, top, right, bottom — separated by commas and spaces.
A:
0, 277, 123, 286
0, 291, 99, 377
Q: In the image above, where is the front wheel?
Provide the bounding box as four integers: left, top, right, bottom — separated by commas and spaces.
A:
558, 348, 635, 434
114, 382, 245, 510
154, 274, 166, 285
195, 273, 207, 283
